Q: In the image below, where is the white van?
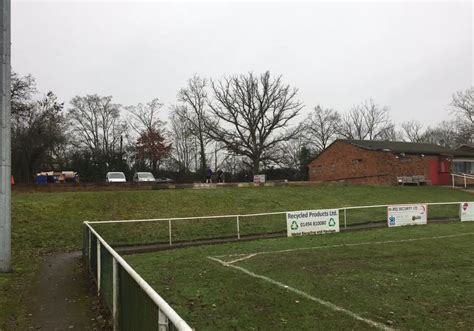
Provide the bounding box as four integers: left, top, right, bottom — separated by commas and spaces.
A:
133, 172, 155, 183
106, 172, 126, 183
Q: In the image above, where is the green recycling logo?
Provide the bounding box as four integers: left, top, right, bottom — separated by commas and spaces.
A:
291, 221, 299, 230
328, 218, 336, 227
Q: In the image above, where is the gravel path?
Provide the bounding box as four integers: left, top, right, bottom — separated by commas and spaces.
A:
26, 252, 110, 330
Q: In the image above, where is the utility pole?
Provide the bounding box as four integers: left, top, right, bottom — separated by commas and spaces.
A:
0, 0, 11, 273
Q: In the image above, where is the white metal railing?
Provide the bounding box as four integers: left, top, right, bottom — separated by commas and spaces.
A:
88, 201, 467, 243
452, 173, 474, 188
83, 222, 192, 331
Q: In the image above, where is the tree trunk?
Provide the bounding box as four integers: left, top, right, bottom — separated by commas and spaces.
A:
252, 157, 260, 175
199, 137, 206, 177
214, 145, 218, 170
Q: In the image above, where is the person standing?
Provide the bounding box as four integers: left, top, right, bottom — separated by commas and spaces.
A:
206, 167, 213, 183
216, 168, 224, 183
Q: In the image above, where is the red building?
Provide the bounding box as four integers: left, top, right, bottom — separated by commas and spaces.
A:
308, 140, 474, 185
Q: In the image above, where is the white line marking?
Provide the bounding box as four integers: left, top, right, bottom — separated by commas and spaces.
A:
227, 253, 258, 264
208, 256, 395, 331
215, 232, 474, 264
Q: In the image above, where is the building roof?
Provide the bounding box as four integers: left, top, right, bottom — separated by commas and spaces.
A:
341, 139, 456, 155
330, 139, 474, 158
309, 139, 474, 163
456, 144, 474, 153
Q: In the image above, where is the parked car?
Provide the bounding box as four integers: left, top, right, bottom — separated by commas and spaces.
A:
155, 177, 175, 184
133, 172, 156, 183
106, 172, 126, 183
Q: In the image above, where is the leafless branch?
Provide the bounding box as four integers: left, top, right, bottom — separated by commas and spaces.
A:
206, 71, 304, 174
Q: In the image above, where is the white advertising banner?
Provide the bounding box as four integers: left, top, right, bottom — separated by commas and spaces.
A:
387, 204, 428, 227
286, 209, 339, 237
253, 174, 266, 183
460, 202, 474, 222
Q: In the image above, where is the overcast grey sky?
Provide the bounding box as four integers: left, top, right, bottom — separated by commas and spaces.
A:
12, 1, 473, 126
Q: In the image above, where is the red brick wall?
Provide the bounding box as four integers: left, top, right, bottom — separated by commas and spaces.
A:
308, 141, 444, 185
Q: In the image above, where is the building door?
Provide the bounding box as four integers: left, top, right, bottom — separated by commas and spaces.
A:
428, 159, 451, 185
438, 159, 451, 185
428, 160, 439, 185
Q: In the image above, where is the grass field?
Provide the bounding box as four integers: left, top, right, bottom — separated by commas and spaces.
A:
1, 185, 473, 328
126, 222, 474, 330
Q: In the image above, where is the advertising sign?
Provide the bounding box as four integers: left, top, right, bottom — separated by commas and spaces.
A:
253, 174, 266, 183
460, 202, 474, 222
286, 209, 339, 237
387, 204, 427, 227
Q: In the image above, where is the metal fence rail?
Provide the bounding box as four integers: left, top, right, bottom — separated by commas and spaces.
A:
452, 173, 474, 188
83, 222, 192, 331
88, 201, 466, 243
83, 200, 469, 329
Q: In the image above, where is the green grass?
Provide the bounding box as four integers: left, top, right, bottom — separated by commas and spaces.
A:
90, 186, 470, 246
126, 222, 474, 330
1, 185, 473, 328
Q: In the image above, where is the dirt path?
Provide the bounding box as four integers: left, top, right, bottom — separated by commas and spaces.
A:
26, 252, 109, 330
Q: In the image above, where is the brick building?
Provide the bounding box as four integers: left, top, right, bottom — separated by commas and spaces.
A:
308, 140, 474, 185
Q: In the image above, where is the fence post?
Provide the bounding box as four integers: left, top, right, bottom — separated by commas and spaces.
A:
158, 309, 168, 331
88, 228, 92, 272
459, 202, 462, 221
344, 208, 347, 229
452, 174, 454, 188
97, 240, 101, 295
82, 223, 87, 258
112, 257, 119, 331
464, 175, 467, 188
168, 219, 172, 246
236, 216, 240, 240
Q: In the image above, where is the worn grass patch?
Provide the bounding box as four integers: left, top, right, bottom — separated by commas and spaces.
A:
126, 222, 474, 330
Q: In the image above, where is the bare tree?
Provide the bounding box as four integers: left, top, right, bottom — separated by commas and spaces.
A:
220, 152, 242, 177
421, 120, 459, 148
207, 71, 304, 174
337, 107, 364, 140
305, 105, 340, 152
126, 98, 165, 135
450, 87, 473, 144
450, 87, 474, 123
363, 100, 394, 140
11, 71, 36, 118
177, 75, 210, 176
401, 120, 424, 142
278, 137, 304, 168
209, 141, 228, 171
338, 99, 394, 140
169, 105, 196, 172
68, 95, 126, 161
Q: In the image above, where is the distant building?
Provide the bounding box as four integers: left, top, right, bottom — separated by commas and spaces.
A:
308, 140, 474, 185
453, 144, 474, 175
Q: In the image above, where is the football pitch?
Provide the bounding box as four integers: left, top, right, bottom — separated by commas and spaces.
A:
125, 222, 474, 330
